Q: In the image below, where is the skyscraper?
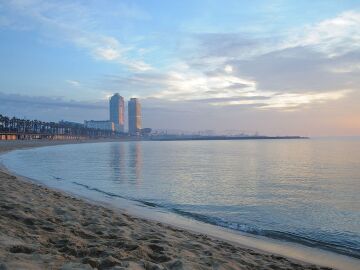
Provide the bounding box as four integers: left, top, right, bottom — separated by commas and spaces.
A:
109, 93, 125, 132
128, 98, 141, 135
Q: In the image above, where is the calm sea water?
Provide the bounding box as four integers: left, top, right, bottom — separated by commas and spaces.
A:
2, 139, 360, 258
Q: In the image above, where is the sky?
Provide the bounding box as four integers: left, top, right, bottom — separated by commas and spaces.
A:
0, 0, 360, 136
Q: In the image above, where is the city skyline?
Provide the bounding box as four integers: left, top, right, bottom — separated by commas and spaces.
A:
0, 0, 360, 136
85, 94, 142, 134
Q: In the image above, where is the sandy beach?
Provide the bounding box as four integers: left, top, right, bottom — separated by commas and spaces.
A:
0, 140, 334, 270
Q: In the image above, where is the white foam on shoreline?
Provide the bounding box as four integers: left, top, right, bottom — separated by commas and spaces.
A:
1, 144, 359, 270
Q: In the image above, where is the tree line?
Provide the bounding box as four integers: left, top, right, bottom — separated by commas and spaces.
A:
0, 114, 122, 138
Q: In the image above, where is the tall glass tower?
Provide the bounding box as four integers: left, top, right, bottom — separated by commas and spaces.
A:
128, 98, 142, 135
109, 93, 125, 132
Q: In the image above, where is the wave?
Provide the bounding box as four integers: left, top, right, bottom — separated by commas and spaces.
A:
168, 208, 360, 259
72, 181, 159, 207
71, 181, 360, 259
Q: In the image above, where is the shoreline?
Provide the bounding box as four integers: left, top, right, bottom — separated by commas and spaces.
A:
0, 140, 358, 269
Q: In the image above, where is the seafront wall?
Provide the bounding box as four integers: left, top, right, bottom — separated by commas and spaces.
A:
0, 132, 90, 141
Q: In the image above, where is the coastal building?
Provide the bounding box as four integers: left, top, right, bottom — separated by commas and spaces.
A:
0, 134, 17, 140
84, 120, 115, 131
109, 93, 125, 132
128, 98, 142, 135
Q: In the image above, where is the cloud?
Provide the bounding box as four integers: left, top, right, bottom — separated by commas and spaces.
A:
0, 92, 109, 122
193, 11, 360, 62
284, 11, 360, 57
0, 92, 106, 110
104, 61, 353, 111
192, 33, 280, 62
104, 67, 257, 101
93, 47, 120, 61
190, 95, 271, 104
2, 0, 151, 71
137, 10, 359, 109
329, 62, 360, 74
151, 71, 257, 101
66, 80, 80, 87
100, 11, 354, 112
209, 89, 352, 110
104, 14, 360, 109
227, 47, 360, 93
259, 90, 352, 110
122, 60, 153, 72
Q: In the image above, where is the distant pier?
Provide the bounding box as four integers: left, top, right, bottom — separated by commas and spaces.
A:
148, 135, 309, 141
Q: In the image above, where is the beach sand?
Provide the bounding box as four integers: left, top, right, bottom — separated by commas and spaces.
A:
0, 140, 333, 270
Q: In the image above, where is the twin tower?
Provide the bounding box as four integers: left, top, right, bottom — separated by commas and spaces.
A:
110, 93, 141, 135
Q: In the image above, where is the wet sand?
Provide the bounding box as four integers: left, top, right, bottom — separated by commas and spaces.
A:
0, 140, 335, 269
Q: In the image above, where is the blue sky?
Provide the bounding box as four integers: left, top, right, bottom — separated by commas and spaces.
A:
1, 0, 360, 135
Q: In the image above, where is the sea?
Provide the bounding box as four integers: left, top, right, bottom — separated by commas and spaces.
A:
1, 138, 360, 259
